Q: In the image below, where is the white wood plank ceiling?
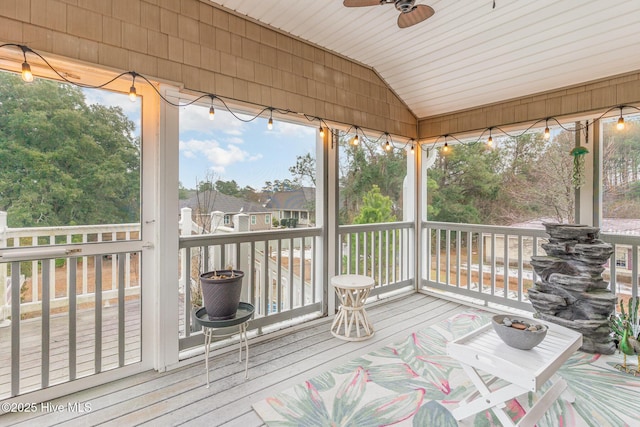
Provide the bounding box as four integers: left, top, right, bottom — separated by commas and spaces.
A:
209, 0, 640, 119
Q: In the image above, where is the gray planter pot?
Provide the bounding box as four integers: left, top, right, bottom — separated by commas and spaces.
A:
200, 270, 244, 320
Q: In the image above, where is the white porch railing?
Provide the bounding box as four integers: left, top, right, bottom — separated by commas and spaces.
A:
338, 221, 414, 298
0, 214, 415, 399
0, 250, 142, 399
421, 221, 640, 312
0, 214, 143, 399
0, 218, 141, 316
178, 227, 324, 352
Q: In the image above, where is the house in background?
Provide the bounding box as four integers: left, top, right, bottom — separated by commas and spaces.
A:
264, 188, 316, 228
180, 190, 273, 232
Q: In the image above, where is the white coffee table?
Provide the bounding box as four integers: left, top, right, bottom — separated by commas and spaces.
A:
330, 274, 375, 341
447, 319, 582, 427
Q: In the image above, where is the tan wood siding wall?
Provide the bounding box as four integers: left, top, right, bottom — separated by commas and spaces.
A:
418, 70, 640, 139
0, 0, 417, 137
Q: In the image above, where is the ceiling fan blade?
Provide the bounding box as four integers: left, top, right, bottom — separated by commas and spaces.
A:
343, 0, 383, 7
397, 4, 435, 28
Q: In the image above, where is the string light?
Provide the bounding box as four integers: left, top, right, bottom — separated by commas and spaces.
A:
544, 119, 550, 140
351, 127, 360, 145
20, 45, 33, 83
385, 140, 392, 152
209, 95, 215, 121
128, 72, 137, 102
442, 136, 449, 154
4, 44, 632, 156
617, 107, 625, 130
21, 61, 33, 83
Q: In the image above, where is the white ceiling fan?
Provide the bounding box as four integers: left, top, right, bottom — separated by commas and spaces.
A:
343, 0, 435, 28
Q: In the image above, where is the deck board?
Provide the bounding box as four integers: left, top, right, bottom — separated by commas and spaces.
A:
1, 293, 463, 426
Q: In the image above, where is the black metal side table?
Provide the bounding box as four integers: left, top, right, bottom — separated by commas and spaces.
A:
193, 302, 255, 388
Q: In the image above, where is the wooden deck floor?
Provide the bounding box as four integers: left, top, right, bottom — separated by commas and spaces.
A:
1, 293, 467, 426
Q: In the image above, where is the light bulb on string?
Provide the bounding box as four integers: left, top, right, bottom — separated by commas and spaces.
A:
385, 140, 392, 152
128, 85, 137, 102
20, 46, 34, 83
128, 72, 137, 102
267, 109, 273, 130
442, 141, 449, 154
21, 61, 33, 83
617, 107, 625, 130
410, 141, 415, 153
544, 119, 550, 140
209, 96, 215, 121
319, 125, 324, 138
487, 128, 493, 147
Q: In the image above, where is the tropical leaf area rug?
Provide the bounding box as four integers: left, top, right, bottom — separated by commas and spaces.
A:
252, 310, 640, 426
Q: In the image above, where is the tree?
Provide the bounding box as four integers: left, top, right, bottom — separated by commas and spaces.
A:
523, 131, 575, 223
194, 171, 219, 233
215, 179, 241, 197
178, 181, 191, 200
354, 185, 396, 224
428, 143, 502, 224
603, 118, 640, 218
289, 152, 316, 186
339, 135, 407, 224
0, 72, 140, 227
426, 131, 579, 226
261, 179, 299, 193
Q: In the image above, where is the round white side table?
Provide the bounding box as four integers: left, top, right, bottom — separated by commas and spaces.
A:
330, 274, 375, 341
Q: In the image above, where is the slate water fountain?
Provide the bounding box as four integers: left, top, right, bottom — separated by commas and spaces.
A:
528, 223, 616, 354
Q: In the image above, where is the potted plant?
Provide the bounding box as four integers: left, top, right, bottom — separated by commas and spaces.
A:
200, 268, 244, 320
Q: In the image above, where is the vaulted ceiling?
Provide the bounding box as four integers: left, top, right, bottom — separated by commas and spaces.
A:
208, 0, 640, 119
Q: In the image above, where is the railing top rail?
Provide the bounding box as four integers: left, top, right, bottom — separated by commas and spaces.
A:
3, 223, 140, 236
600, 232, 640, 245
339, 221, 414, 233
423, 221, 549, 238
179, 227, 322, 249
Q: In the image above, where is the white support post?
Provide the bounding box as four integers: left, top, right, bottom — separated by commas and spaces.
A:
326, 130, 338, 316
82, 233, 88, 295
178, 207, 192, 293
0, 211, 9, 326
31, 235, 38, 303
152, 84, 180, 371
576, 120, 594, 225
404, 143, 416, 283
49, 236, 55, 302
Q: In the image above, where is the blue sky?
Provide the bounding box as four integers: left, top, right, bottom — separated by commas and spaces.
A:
83, 88, 317, 191
178, 104, 316, 190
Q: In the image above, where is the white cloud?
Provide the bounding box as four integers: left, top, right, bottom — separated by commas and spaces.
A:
179, 138, 262, 173
271, 121, 316, 138
226, 136, 244, 145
